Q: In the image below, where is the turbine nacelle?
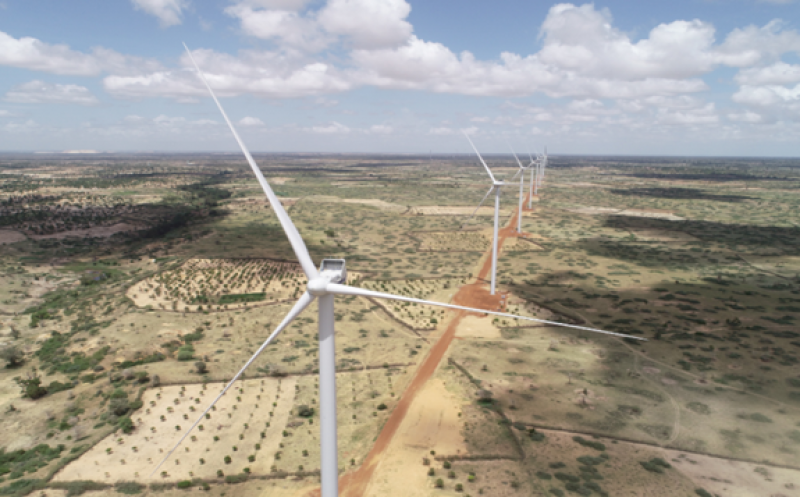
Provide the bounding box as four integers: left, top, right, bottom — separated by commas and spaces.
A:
309, 259, 347, 296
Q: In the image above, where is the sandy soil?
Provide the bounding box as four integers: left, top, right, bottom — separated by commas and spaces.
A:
408, 206, 510, 217
0, 230, 27, 244
341, 199, 407, 213
565, 206, 684, 221
54, 378, 297, 483
455, 315, 501, 339
663, 448, 800, 497
359, 379, 467, 497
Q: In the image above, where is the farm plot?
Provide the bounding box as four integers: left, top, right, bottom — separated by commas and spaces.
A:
412, 230, 490, 252
360, 278, 464, 330
54, 378, 295, 484
126, 259, 306, 312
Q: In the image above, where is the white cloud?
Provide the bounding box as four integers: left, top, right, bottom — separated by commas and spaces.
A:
104, 48, 352, 99
0, 109, 12, 117
0, 30, 101, 75
735, 62, 800, 86
733, 84, 800, 106
5, 81, 99, 105
124, 114, 146, 122
239, 116, 265, 126
318, 0, 412, 49
428, 126, 454, 136
728, 111, 763, 123
131, 0, 189, 27
308, 121, 350, 134
224, 3, 330, 52
0, 31, 164, 76
366, 124, 392, 134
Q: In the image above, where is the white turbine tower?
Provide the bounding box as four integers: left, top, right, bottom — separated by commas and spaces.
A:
463, 133, 504, 295
527, 151, 538, 209
508, 145, 527, 234
154, 45, 644, 497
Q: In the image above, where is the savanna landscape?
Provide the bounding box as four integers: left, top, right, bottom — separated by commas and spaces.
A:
1, 152, 799, 497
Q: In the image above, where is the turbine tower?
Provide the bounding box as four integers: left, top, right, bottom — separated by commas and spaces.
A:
508, 145, 527, 234
463, 132, 504, 295
155, 45, 644, 497
527, 151, 538, 209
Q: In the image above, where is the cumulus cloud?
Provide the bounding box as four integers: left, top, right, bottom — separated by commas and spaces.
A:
5, 81, 99, 105
308, 121, 350, 134
728, 111, 763, 123
366, 124, 392, 134
224, 3, 330, 51
0, 30, 164, 76
104, 48, 352, 99
0, 30, 102, 75
736, 62, 800, 86
131, 0, 189, 27
239, 116, 265, 126
318, 0, 413, 49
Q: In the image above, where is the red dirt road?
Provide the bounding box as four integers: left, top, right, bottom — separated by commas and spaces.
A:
309, 193, 533, 497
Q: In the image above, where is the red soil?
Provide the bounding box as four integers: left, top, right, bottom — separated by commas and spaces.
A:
309, 193, 532, 497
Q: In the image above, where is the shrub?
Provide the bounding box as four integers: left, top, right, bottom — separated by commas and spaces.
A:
224, 455, 231, 464
455, 483, 463, 492
118, 417, 134, 434
224, 474, 248, 484
695, 489, 712, 497
573, 436, 605, 451
216, 470, 224, 477
115, 481, 145, 494
176, 480, 192, 489
434, 478, 444, 488
377, 403, 387, 410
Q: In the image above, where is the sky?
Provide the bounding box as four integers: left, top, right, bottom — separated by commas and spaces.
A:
0, 0, 799, 156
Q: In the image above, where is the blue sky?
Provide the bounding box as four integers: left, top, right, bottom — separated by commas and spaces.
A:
1, 0, 799, 156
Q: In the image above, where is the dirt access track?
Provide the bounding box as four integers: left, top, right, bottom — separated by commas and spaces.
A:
298, 194, 537, 497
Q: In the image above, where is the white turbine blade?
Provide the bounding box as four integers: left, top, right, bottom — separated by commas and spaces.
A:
151, 291, 316, 476
508, 144, 525, 170
512, 168, 523, 180
327, 284, 645, 341
467, 186, 494, 223
183, 44, 318, 280
463, 132, 497, 183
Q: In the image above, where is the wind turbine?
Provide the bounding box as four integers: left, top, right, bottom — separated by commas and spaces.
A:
463, 133, 504, 295
527, 151, 538, 209
508, 145, 527, 234
155, 45, 644, 497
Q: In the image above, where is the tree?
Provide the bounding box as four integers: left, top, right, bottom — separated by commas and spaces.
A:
195, 361, 207, 374
17, 375, 47, 399
1, 345, 24, 368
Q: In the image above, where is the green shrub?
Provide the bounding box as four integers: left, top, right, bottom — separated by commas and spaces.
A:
114, 481, 144, 494
176, 481, 192, 489
573, 436, 605, 451
224, 474, 248, 484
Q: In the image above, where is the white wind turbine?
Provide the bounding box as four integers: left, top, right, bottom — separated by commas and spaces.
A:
508, 145, 527, 234
462, 132, 505, 296
154, 45, 644, 497
527, 151, 538, 209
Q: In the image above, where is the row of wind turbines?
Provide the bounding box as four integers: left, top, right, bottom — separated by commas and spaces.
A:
463, 133, 547, 295
153, 45, 642, 497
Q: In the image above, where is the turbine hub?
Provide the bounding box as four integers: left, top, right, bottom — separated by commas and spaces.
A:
307, 277, 330, 296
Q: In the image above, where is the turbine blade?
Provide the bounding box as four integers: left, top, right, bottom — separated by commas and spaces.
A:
327, 284, 645, 341
512, 168, 523, 180
462, 132, 497, 183
183, 44, 318, 280
507, 143, 524, 170
467, 186, 494, 223
151, 291, 316, 476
